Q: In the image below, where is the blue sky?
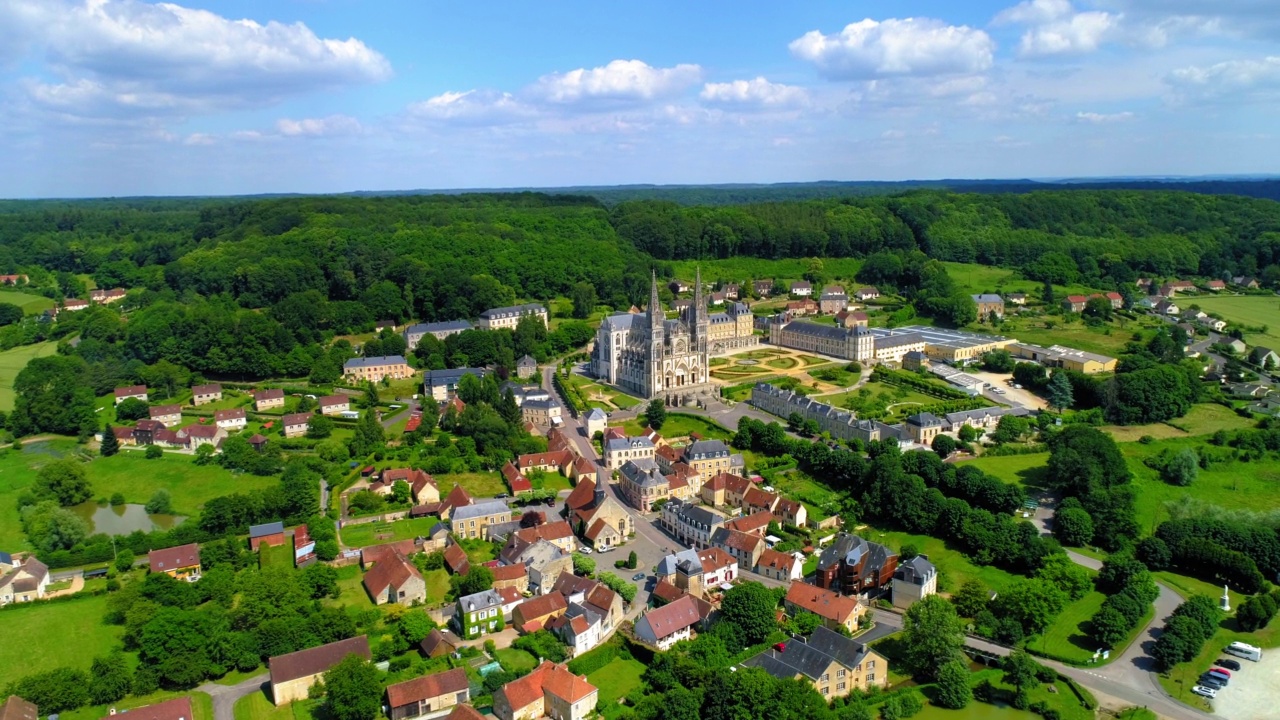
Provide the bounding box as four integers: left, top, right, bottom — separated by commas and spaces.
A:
1, 0, 1278, 197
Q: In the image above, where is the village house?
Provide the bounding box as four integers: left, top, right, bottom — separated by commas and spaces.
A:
755, 279, 775, 297
381, 468, 440, 504
516, 354, 538, 379
501, 461, 532, 495
854, 287, 880, 301
491, 563, 528, 593
110, 425, 137, 446
439, 485, 475, 521
971, 294, 1005, 320
363, 549, 427, 605
1, 690, 36, 720
552, 573, 625, 635
1235, 276, 1261, 289
501, 521, 578, 561
148, 543, 201, 581
635, 594, 702, 650
60, 298, 90, 312
99, 696, 193, 720
1007, 292, 1027, 305
819, 288, 848, 315
1063, 295, 1088, 313
904, 412, 944, 445
512, 592, 569, 633
114, 385, 148, 404
249, 522, 286, 550
403, 320, 473, 350
214, 408, 247, 431
603, 434, 655, 469
479, 303, 548, 331
617, 459, 669, 512
785, 299, 819, 317
179, 424, 226, 450
563, 473, 632, 550
0, 554, 49, 605
1250, 346, 1280, 369
583, 407, 608, 439
756, 548, 803, 582
456, 589, 506, 638
425, 368, 486, 403
834, 310, 869, 329
724, 509, 774, 537
509, 539, 573, 596
269, 636, 371, 705
774, 497, 808, 528
742, 626, 888, 699
419, 629, 459, 659
149, 404, 183, 427
0, 274, 28, 285
790, 281, 813, 297
191, 383, 222, 406
660, 500, 728, 549
681, 438, 738, 477
700, 471, 752, 508
294, 525, 316, 567
711, 527, 766, 570
815, 533, 898, 596
493, 661, 598, 720
318, 395, 351, 416
742, 485, 780, 516
784, 582, 865, 633
669, 279, 691, 294
253, 388, 286, 411
710, 291, 726, 306
386, 668, 471, 720
282, 412, 311, 438
343, 355, 413, 383
521, 397, 562, 428
723, 283, 740, 300
90, 288, 127, 304
450, 499, 512, 540
655, 547, 738, 598
892, 555, 938, 610
1205, 279, 1227, 291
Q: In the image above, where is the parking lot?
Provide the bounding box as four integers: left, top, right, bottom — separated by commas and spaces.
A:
962, 368, 1049, 410
1202, 652, 1278, 720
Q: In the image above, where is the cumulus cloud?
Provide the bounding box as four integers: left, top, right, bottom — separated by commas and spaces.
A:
530, 59, 702, 104
1075, 110, 1135, 122
996, 0, 1122, 56
276, 115, 363, 137
699, 77, 808, 108
789, 18, 995, 79
1168, 56, 1280, 98
12, 0, 391, 117
407, 90, 533, 125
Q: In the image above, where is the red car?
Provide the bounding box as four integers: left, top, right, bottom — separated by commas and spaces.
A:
774, 642, 787, 652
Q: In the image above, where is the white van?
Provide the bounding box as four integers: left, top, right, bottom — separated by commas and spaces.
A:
1226, 642, 1262, 662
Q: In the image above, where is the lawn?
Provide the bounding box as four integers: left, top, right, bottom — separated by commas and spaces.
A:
769, 470, 842, 519
1024, 586, 1118, 665
339, 516, 441, 548
765, 356, 798, 370
585, 656, 647, 707
233, 691, 299, 720
1100, 404, 1254, 443
0, 340, 58, 410
496, 648, 538, 673
995, 315, 1142, 357
531, 471, 573, 493
64, 691, 213, 720
330, 564, 376, 610
90, 449, 277, 515
435, 471, 506, 498
259, 541, 294, 569
424, 568, 450, 605
0, 592, 123, 680
1123, 438, 1280, 535
961, 453, 1050, 490
1194, 295, 1280, 347
0, 291, 56, 315
612, 413, 732, 440
817, 381, 945, 422
808, 366, 859, 387
458, 538, 497, 565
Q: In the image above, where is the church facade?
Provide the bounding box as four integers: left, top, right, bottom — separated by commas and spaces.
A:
593, 271, 715, 403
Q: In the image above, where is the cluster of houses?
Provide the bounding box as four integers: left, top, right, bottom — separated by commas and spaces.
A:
400, 304, 549, 355
599, 427, 746, 513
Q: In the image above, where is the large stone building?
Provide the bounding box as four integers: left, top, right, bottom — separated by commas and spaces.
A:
742, 626, 888, 700
592, 271, 714, 404
769, 320, 874, 361
892, 555, 938, 609
479, 303, 548, 331
269, 636, 371, 705
706, 302, 758, 354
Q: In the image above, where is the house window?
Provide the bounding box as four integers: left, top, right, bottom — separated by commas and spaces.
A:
867, 674, 875, 683
837, 682, 846, 691
837, 669, 846, 678
820, 674, 829, 683
821, 687, 829, 695
867, 661, 875, 669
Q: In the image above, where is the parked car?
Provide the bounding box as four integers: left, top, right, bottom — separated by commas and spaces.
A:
1191, 685, 1218, 699
774, 642, 787, 652
1215, 658, 1242, 671
578, 546, 592, 554
1199, 674, 1225, 689
632, 572, 646, 581
1208, 667, 1231, 678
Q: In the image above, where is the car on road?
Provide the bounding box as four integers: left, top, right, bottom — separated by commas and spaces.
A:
578, 546, 592, 554
632, 572, 646, 581
1215, 658, 1242, 671
1191, 685, 1218, 699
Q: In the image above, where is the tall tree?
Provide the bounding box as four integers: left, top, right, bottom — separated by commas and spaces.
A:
570, 282, 598, 319
322, 655, 382, 720
100, 423, 121, 457
645, 398, 667, 430
902, 595, 965, 682
37, 459, 93, 506
717, 581, 778, 647
933, 659, 972, 709
1046, 370, 1074, 411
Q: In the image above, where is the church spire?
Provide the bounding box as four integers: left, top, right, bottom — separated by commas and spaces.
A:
649, 270, 662, 329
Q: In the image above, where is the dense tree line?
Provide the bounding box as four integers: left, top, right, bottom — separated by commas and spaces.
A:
1044, 425, 1138, 550
1086, 554, 1159, 650
1151, 597, 1223, 672
1147, 517, 1280, 593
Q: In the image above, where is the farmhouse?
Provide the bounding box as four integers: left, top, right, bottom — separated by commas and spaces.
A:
363, 549, 426, 605
790, 281, 813, 296
854, 287, 879, 301
148, 543, 201, 581
635, 594, 702, 650
450, 500, 512, 541
114, 385, 148, 404
214, 408, 247, 431
99, 696, 193, 720
269, 636, 371, 705
191, 383, 222, 406
493, 661, 598, 720
318, 395, 350, 416
386, 668, 471, 720
425, 368, 486, 402
282, 412, 311, 438
254, 388, 286, 411
0, 554, 49, 605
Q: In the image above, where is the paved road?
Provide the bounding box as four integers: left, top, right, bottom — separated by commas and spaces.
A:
198, 673, 270, 720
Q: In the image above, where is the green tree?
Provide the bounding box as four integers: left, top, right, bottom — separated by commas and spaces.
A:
456, 566, 495, 597
880, 691, 923, 720
9, 355, 97, 438
1053, 506, 1094, 547
718, 581, 778, 647
645, 398, 667, 430
37, 459, 93, 506
145, 489, 173, 514
7, 667, 91, 714
570, 282, 598, 319
322, 654, 382, 720
89, 652, 133, 705
1163, 448, 1199, 486
100, 424, 121, 457
1088, 606, 1132, 648
933, 659, 972, 710
931, 434, 957, 458
1046, 370, 1074, 411
951, 580, 990, 618
114, 549, 136, 573
993, 578, 1068, 636
1035, 554, 1092, 601
902, 595, 965, 682
115, 397, 150, 421
145, 444, 163, 459
348, 411, 386, 457
307, 414, 335, 439
1001, 651, 1040, 708
572, 553, 596, 576
627, 550, 638, 569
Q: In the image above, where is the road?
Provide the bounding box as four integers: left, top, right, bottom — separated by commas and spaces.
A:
197, 673, 270, 720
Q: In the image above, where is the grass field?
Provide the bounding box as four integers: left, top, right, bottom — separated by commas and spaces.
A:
259, 541, 294, 568
233, 691, 301, 720
0, 592, 123, 680
1194, 295, 1280, 347
1123, 438, 1280, 534
765, 357, 798, 370
434, 471, 506, 498
769, 470, 842, 519
0, 290, 56, 315
612, 412, 732, 440
1025, 585, 1155, 665
0, 340, 58, 410
496, 648, 538, 673
585, 656, 647, 707
330, 564, 376, 610
995, 315, 1142, 356
961, 453, 1051, 490
866, 525, 1022, 595
339, 516, 440, 548
64, 691, 213, 720
1100, 404, 1254, 443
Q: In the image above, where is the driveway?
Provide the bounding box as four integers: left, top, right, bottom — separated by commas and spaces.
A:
198, 673, 270, 720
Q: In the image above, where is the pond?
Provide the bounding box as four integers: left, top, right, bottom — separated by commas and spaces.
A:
71, 502, 185, 536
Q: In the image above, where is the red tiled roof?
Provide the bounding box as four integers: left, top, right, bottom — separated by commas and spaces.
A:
758, 548, 799, 574
517, 450, 574, 470
3, 695, 37, 720
515, 593, 567, 622
584, 518, 612, 541
502, 462, 532, 493
150, 404, 182, 417
269, 636, 371, 685
492, 564, 527, 582
215, 408, 246, 421
445, 706, 485, 720
696, 547, 736, 574
572, 456, 596, 476
254, 388, 285, 401
718, 529, 764, 554
564, 478, 596, 510
441, 485, 473, 513
361, 539, 419, 567
785, 582, 859, 623
318, 394, 348, 408
513, 520, 573, 545
742, 486, 779, 510
386, 667, 469, 709
362, 549, 422, 597
283, 412, 311, 427
651, 579, 684, 604
149, 543, 200, 572
114, 385, 147, 398
192, 384, 221, 396
725, 510, 773, 536
97, 696, 192, 720
639, 594, 700, 640
442, 544, 470, 574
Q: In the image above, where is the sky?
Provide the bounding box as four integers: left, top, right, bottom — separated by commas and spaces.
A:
1, 0, 1279, 197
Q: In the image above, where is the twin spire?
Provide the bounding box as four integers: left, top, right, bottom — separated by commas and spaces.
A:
649, 266, 704, 328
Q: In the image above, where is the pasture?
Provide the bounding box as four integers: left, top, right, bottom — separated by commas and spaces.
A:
0, 340, 58, 410
1194, 295, 1280, 346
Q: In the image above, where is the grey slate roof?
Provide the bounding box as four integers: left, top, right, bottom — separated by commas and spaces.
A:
458, 589, 504, 611
743, 626, 874, 681
781, 321, 865, 342
479, 303, 545, 320
685, 439, 729, 459
425, 367, 485, 387
656, 548, 703, 577
873, 331, 928, 349
662, 500, 725, 532
894, 554, 937, 585
605, 436, 654, 452
972, 293, 1003, 304
584, 408, 607, 423
250, 521, 285, 537
344, 355, 407, 369
517, 355, 537, 367
817, 533, 893, 574
451, 499, 510, 521
619, 459, 666, 487
905, 412, 944, 428
406, 319, 472, 334
601, 313, 636, 332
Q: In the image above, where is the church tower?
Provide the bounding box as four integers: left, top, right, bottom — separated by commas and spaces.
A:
648, 271, 664, 396
693, 266, 709, 355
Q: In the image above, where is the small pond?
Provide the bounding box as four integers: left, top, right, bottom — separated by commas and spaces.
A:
71, 502, 185, 535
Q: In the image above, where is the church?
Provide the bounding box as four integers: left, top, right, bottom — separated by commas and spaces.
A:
593, 270, 715, 404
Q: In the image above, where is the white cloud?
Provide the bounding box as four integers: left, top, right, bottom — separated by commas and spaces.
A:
1168, 56, 1280, 97
789, 18, 995, 79
183, 133, 215, 145
996, 0, 1122, 57
699, 77, 808, 108
1075, 110, 1135, 122
407, 90, 533, 125
530, 59, 702, 104
11, 0, 391, 118
276, 115, 362, 137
